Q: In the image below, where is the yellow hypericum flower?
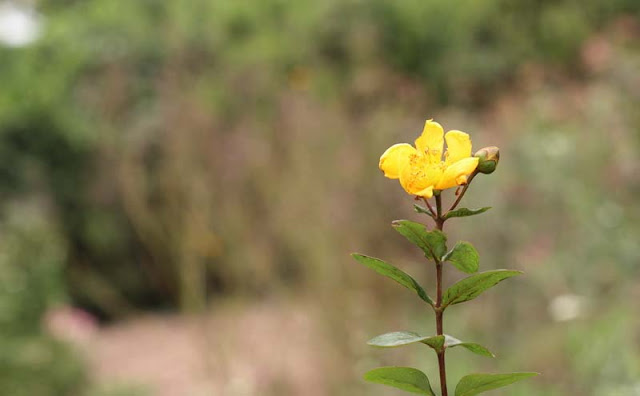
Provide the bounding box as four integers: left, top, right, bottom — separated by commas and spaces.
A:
379, 120, 479, 198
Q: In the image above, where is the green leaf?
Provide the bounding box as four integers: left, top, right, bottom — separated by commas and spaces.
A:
443, 242, 479, 274
442, 270, 522, 308
367, 332, 494, 357
367, 332, 450, 353
444, 207, 491, 220
351, 254, 434, 306
413, 204, 435, 218
368, 331, 430, 348
455, 372, 538, 396
444, 335, 495, 357
392, 220, 447, 261
364, 367, 436, 395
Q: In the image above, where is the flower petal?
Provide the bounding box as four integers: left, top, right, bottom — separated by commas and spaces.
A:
416, 186, 434, 198
444, 130, 473, 165
399, 154, 444, 196
435, 157, 479, 190
415, 120, 444, 164
379, 143, 417, 179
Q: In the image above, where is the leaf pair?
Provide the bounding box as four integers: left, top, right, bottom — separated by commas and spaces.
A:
367, 331, 494, 358
364, 367, 537, 396
351, 254, 520, 310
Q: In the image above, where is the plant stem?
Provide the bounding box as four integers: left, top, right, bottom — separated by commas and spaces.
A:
434, 194, 448, 396
422, 196, 437, 218
447, 171, 477, 214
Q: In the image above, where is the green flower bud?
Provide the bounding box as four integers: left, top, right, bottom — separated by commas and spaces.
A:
474, 146, 500, 174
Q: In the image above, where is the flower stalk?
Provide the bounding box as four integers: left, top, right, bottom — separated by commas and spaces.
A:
447, 171, 477, 213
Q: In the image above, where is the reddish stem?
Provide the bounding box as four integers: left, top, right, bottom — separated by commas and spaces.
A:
434, 195, 448, 396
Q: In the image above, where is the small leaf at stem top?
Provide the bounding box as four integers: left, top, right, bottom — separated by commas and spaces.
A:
392, 220, 447, 261
351, 254, 434, 306
442, 241, 479, 273
444, 207, 491, 220
455, 372, 538, 396
364, 366, 436, 395
442, 270, 522, 308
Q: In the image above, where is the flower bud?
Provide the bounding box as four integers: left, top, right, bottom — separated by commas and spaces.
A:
474, 146, 500, 174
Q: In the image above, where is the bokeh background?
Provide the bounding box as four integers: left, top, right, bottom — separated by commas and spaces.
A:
1, 0, 639, 395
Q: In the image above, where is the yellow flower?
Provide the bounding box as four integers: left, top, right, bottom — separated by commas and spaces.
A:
379, 120, 479, 198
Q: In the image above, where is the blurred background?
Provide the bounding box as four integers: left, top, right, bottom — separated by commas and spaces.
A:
0, 0, 639, 395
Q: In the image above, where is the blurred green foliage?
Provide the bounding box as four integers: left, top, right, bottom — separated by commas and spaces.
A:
373, 0, 640, 103
0, 205, 86, 395
0, 0, 639, 394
